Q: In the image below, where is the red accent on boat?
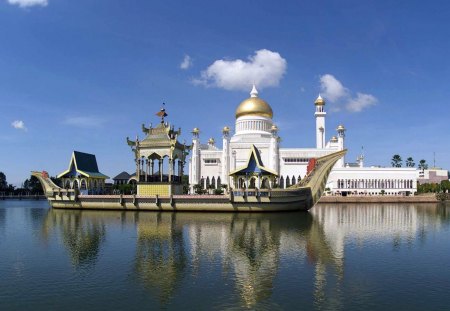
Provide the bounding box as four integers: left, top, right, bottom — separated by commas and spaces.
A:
307, 158, 316, 175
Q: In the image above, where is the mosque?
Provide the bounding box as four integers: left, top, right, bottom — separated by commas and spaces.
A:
188, 85, 418, 196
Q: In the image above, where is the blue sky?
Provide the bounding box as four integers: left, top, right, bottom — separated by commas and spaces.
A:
1, 0, 449, 185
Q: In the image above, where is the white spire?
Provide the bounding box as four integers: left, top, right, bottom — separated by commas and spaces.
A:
250, 84, 258, 98
317, 94, 322, 100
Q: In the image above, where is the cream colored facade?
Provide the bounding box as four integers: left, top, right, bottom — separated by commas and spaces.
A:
188, 85, 418, 195
188, 86, 344, 192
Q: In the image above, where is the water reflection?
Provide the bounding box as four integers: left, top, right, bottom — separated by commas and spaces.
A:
135, 213, 186, 304
28, 208, 49, 232
0, 208, 5, 235
39, 203, 450, 309
43, 210, 106, 269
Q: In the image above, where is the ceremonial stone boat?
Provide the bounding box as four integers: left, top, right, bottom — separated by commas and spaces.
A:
32, 149, 346, 212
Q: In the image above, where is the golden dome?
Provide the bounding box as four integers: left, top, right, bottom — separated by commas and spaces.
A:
235, 85, 273, 119
208, 137, 215, 145
337, 124, 345, 131
222, 126, 230, 132
192, 127, 200, 134
330, 136, 338, 142
271, 124, 278, 131
315, 94, 325, 105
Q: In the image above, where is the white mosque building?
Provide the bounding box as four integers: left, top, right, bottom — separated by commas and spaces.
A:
188, 86, 417, 196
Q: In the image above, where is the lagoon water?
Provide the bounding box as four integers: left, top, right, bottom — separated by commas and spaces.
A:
0, 201, 449, 310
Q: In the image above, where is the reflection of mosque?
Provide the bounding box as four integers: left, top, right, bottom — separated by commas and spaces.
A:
42, 204, 450, 308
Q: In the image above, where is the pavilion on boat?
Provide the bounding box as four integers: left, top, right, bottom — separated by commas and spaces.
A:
57, 151, 109, 195
126, 105, 189, 195
229, 145, 278, 189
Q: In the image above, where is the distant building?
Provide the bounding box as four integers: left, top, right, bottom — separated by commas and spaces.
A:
112, 171, 131, 185
57, 151, 109, 195
418, 168, 449, 184
327, 167, 417, 196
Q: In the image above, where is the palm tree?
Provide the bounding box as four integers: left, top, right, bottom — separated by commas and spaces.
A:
418, 159, 428, 170
391, 154, 402, 167
406, 157, 415, 167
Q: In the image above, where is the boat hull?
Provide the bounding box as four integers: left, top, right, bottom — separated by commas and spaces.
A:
48, 190, 313, 212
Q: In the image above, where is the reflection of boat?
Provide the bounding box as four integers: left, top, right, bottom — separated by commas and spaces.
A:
32, 150, 345, 212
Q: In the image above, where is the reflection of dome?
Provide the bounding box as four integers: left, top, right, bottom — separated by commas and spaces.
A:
235, 85, 273, 119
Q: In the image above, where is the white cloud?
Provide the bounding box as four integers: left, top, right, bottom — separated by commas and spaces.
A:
319, 74, 348, 102
7, 0, 48, 8
63, 116, 105, 128
180, 55, 193, 70
319, 74, 377, 113
346, 93, 378, 112
193, 49, 287, 91
11, 120, 27, 131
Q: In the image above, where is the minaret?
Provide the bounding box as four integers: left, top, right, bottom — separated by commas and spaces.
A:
315, 95, 326, 149
222, 126, 230, 187
269, 124, 280, 174
357, 146, 364, 168
336, 124, 346, 168
190, 128, 201, 191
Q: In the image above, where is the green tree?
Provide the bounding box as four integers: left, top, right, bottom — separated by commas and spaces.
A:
441, 180, 450, 193
406, 157, 415, 167
22, 176, 43, 194
0, 172, 6, 191
418, 159, 428, 170
391, 154, 402, 167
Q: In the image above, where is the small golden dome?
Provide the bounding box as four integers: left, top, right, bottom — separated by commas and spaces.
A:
222, 126, 230, 132
235, 85, 273, 119
271, 124, 278, 131
192, 127, 200, 134
315, 94, 325, 105
330, 136, 338, 142
208, 138, 215, 145
337, 124, 345, 131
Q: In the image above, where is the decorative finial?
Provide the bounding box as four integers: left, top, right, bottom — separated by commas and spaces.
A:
250, 84, 258, 98
156, 103, 168, 123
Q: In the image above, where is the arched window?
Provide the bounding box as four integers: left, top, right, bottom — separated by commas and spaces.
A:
261, 178, 268, 189
238, 178, 245, 189
201, 177, 205, 189
249, 177, 256, 189
286, 177, 291, 188
211, 176, 216, 189
65, 180, 71, 189
206, 177, 210, 189
280, 176, 284, 189
292, 176, 296, 186
297, 175, 302, 183
217, 177, 221, 188
80, 179, 87, 190
73, 180, 79, 190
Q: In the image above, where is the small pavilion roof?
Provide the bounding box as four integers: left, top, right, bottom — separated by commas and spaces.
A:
57, 151, 109, 179
229, 145, 278, 176
113, 171, 131, 180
